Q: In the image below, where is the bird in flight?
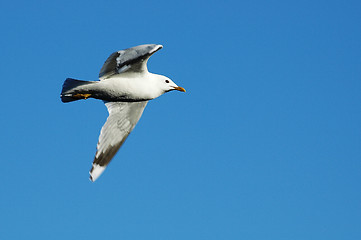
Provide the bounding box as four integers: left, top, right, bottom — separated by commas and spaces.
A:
60, 44, 186, 182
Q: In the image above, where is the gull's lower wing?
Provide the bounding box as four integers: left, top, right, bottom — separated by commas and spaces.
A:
99, 44, 163, 79
89, 101, 148, 181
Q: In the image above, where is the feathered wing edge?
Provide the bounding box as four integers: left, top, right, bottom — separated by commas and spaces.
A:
89, 101, 148, 182
98, 44, 163, 79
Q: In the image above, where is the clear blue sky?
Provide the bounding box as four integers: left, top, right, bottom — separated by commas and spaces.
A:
0, 0, 360, 239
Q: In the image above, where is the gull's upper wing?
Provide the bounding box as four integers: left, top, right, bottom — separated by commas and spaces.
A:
99, 44, 163, 80
89, 101, 148, 181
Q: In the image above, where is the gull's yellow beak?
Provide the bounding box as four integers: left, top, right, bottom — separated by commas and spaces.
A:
173, 86, 186, 92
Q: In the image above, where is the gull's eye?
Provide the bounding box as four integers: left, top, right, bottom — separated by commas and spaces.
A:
165, 80, 170, 83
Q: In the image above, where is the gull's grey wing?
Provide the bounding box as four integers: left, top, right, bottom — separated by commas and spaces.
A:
89, 101, 148, 181
99, 44, 163, 80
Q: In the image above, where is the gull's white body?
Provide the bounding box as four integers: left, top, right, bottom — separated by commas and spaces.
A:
60, 44, 185, 182
95, 73, 166, 101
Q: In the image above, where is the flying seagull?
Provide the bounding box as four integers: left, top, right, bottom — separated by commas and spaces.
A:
60, 44, 186, 182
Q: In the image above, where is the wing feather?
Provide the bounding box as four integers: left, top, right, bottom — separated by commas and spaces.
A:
89, 101, 148, 181
99, 44, 162, 80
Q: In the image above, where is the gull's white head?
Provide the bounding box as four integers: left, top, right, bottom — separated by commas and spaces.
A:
147, 73, 186, 100
158, 76, 186, 94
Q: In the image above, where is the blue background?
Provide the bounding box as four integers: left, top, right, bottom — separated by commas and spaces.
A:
1, 0, 360, 239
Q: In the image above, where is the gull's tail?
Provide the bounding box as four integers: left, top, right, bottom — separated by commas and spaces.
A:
60, 78, 96, 103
